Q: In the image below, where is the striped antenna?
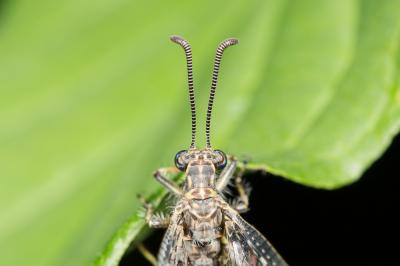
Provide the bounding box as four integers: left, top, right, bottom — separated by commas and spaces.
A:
170, 36, 197, 149
205, 38, 238, 149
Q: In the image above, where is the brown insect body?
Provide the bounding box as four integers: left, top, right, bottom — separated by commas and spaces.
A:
141, 36, 288, 266
181, 151, 224, 265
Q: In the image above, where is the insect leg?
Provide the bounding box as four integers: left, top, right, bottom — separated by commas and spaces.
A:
137, 244, 157, 266
216, 158, 237, 191
138, 194, 171, 228
232, 162, 252, 213
154, 167, 183, 196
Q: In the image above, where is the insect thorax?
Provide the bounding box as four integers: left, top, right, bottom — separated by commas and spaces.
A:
180, 159, 225, 265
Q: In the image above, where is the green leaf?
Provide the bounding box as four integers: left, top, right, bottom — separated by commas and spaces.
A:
1, 0, 400, 266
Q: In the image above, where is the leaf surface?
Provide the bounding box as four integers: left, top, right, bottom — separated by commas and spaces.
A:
0, 1, 400, 266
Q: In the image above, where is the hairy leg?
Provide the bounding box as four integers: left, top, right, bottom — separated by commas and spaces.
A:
138, 194, 171, 228
231, 162, 252, 213
137, 195, 172, 266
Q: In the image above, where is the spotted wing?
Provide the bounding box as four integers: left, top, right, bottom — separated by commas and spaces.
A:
223, 207, 288, 266
157, 212, 188, 265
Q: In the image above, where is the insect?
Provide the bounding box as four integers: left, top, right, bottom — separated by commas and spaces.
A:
140, 36, 287, 266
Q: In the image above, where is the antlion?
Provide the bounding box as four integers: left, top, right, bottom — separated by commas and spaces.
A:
139, 36, 288, 266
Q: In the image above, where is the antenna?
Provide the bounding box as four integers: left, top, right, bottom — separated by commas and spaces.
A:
205, 38, 238, 149
170, 36, 197, 149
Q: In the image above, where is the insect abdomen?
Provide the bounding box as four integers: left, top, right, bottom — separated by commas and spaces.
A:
182, 197, 224, 265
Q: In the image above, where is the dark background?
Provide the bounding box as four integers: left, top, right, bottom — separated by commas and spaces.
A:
123, 134, 399, 266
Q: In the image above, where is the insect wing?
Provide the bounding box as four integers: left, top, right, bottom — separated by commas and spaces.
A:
157, 213, 188, 265
224, 208, 288, 266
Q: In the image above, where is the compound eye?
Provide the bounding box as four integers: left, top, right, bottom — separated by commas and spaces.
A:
214, 150, 227, 170
174, 150, 188, 171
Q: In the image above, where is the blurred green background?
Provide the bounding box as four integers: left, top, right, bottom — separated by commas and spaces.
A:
1, 0, 400, 265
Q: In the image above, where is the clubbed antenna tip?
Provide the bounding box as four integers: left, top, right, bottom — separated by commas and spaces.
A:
224, 38, 239, 46
170, 35, 184, 43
